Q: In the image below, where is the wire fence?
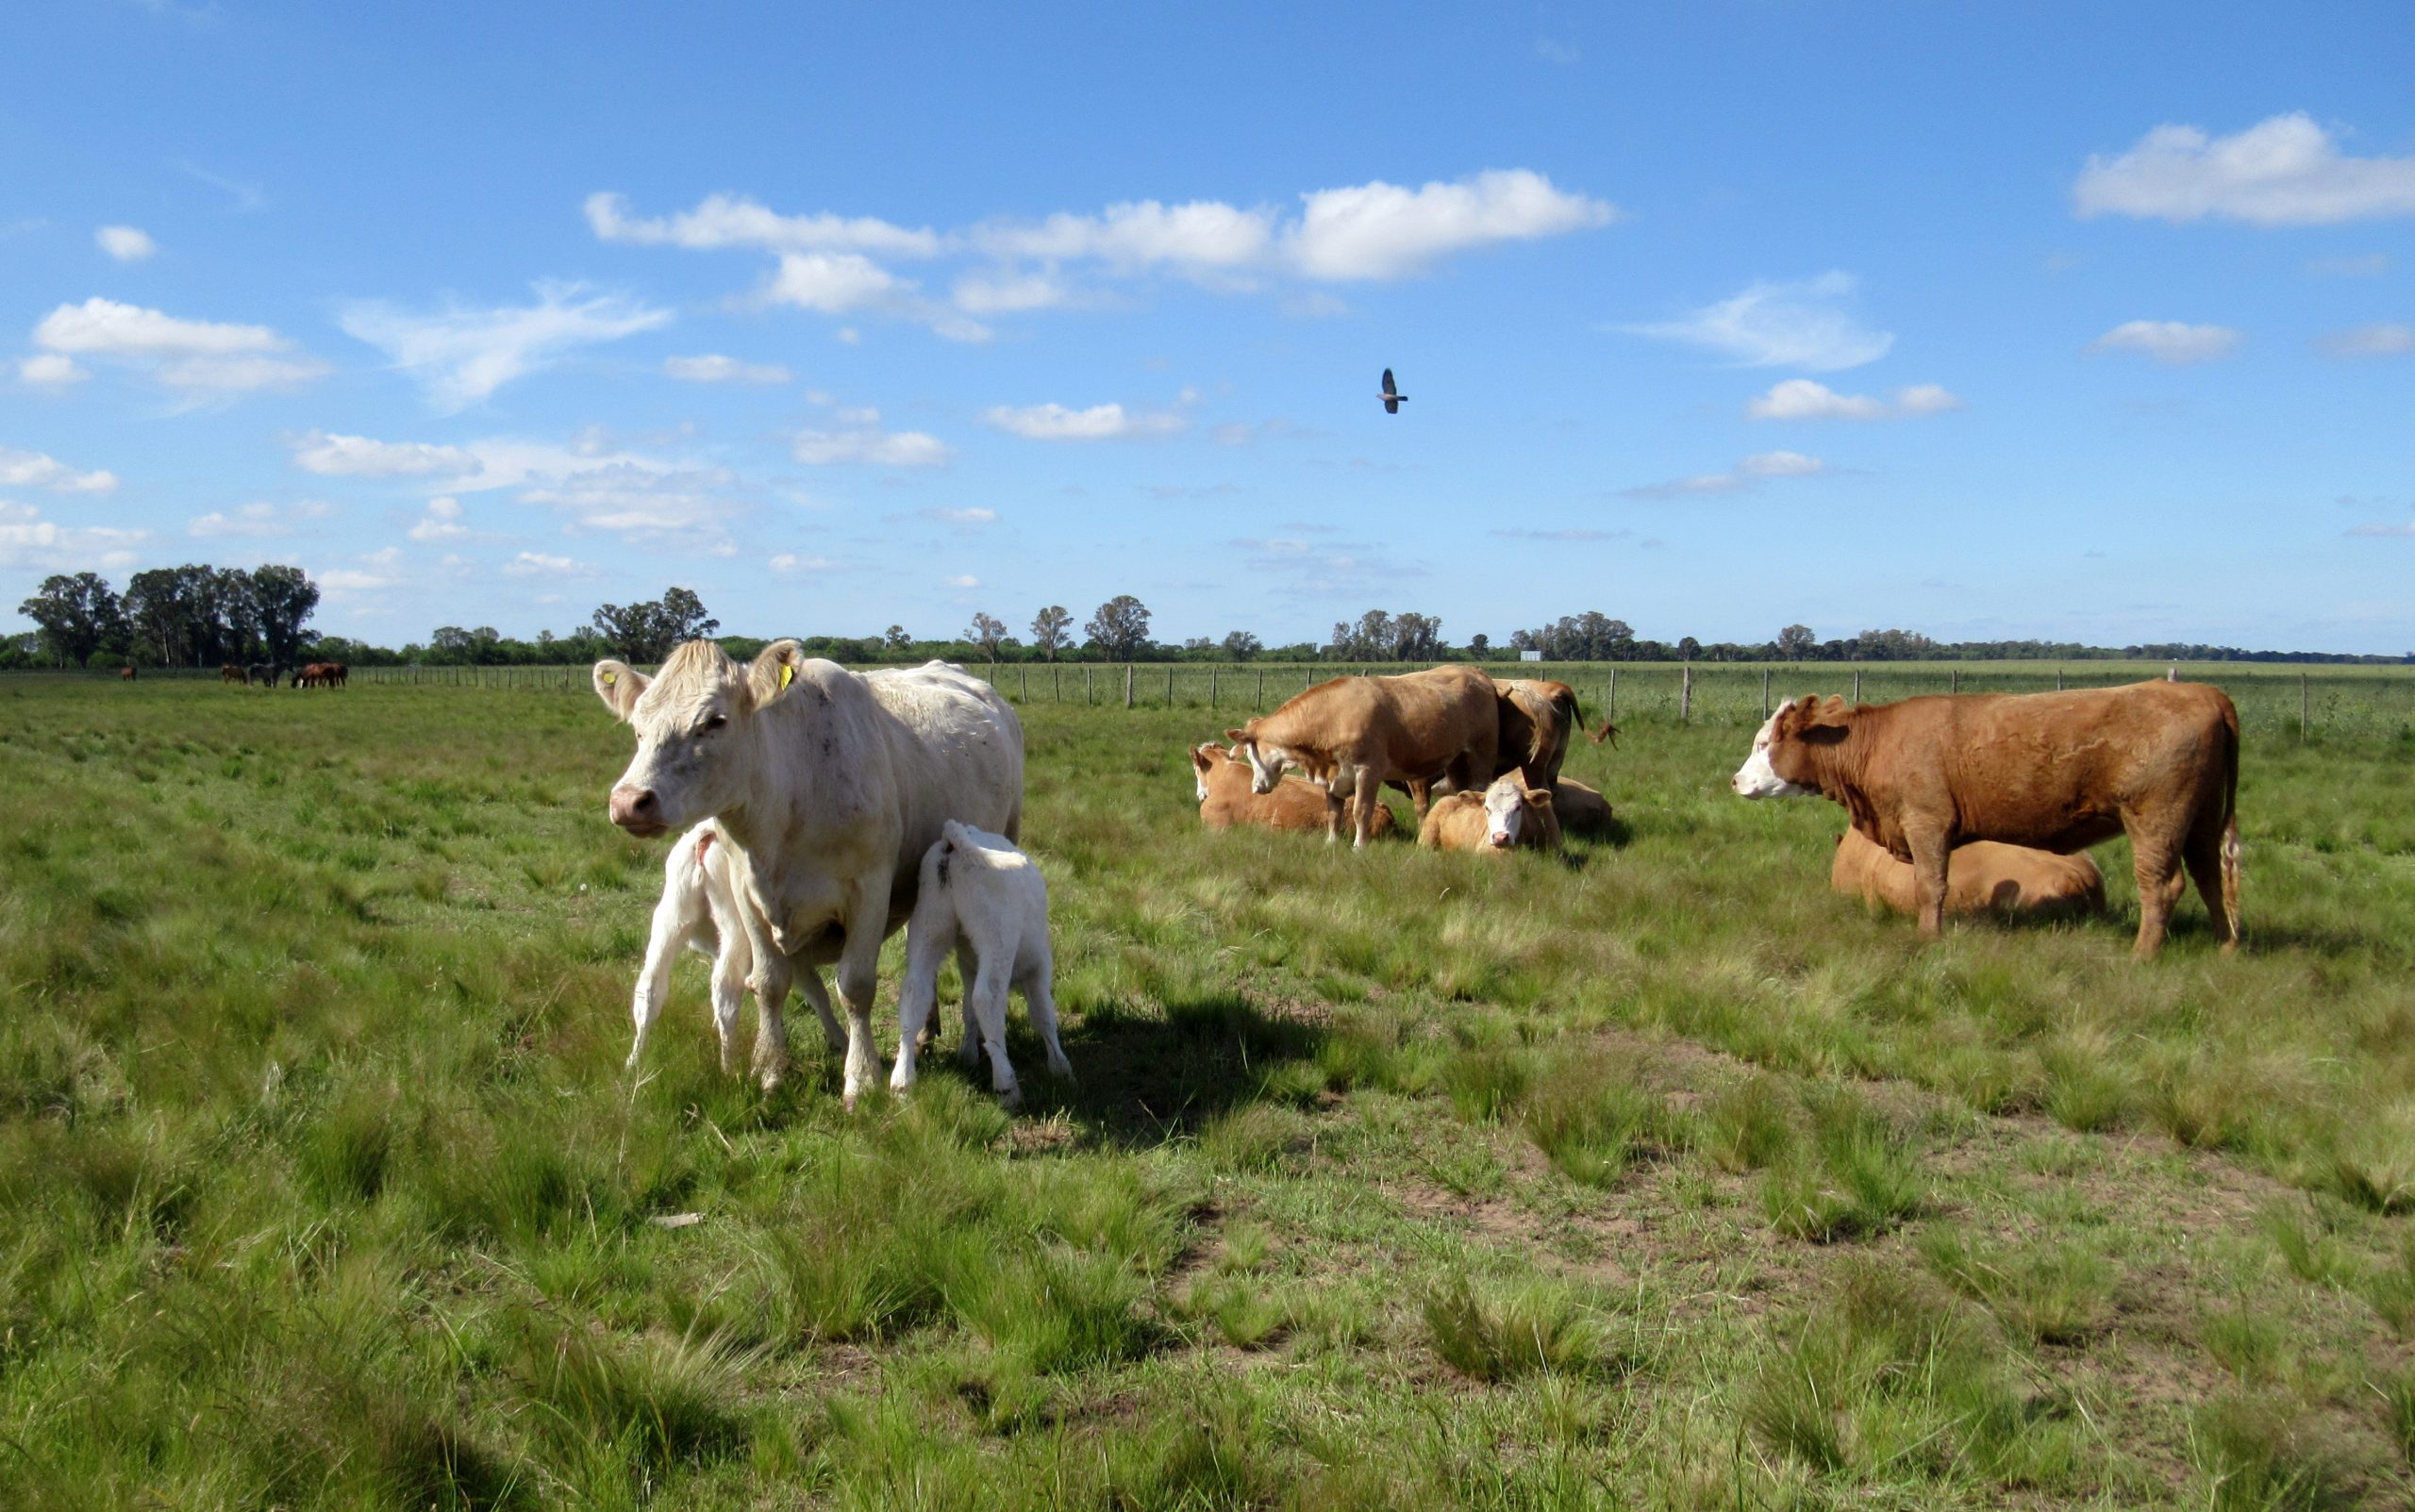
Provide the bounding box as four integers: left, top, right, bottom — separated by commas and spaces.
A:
21, 659, 2413, 736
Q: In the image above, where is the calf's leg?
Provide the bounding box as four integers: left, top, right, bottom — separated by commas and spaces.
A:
628, 886, 696, 1072
1021, 944, 1074, 1082
966, 957, 1021, 1106
890, 908, 957, 1094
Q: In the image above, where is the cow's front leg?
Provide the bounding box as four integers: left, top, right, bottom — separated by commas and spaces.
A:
1904, 827, 1952, 939
734, 880, 793, 1089
1323, 780, 1347, 845
834, 887, 891, 1110
792, 965, 846, 1055
1353, 766, 1384, 849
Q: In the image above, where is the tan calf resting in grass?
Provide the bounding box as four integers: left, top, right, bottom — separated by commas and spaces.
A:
1225, 664, 1498, 848
1734, 681, 2239, 958
1191, 743, 1396, 837
1418, 773, 1560, 854
1550, 776, 1612, 833
1831, 826, 2105, 921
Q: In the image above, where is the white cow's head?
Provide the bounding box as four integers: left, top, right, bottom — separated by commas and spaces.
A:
1731, 696, 1841, 800
1223, 723, 1292, 796
1481, 773, 1551, 849
594, 639, 802, 837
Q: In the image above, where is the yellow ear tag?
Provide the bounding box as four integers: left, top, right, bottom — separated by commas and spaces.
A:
779, 662, 795, 690
601, 671, 617, 686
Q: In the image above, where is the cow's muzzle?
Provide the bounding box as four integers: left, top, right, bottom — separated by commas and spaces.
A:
609, 786, 669, 837
1489, 831, 1512, 849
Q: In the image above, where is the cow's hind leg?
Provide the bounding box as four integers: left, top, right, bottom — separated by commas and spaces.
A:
1022, 943, 1074, 1083
954, 938, 983, 1069
2182, 820, 2240, 955
967, 957, 1021, 1107
1905, 825, 1953, 939
2127, 822, 2182, 960
794, 966, 846, 1055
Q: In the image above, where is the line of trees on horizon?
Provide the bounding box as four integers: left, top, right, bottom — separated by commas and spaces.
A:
9, 573, 2407, 671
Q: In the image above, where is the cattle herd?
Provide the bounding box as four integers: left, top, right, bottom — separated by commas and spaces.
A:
215, 661, 348, 687
588, 644, 2245, 1103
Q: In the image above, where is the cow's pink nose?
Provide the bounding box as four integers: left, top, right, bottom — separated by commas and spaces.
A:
1490, 832, 1511, 847
609, 786, 662, 832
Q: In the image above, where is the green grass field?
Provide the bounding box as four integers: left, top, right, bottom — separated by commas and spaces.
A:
6, 675, 2415, 1509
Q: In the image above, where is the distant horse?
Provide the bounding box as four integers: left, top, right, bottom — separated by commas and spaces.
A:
221, 664, 246, 684
119, 665, 137, 680
247, 663, 275, 686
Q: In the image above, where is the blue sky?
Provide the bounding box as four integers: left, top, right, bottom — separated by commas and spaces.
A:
3, 0, 2411, 653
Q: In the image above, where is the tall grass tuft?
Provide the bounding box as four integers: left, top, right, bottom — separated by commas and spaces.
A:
1759, 1088, 1924, 1242
1422, 1273, 1616, 1382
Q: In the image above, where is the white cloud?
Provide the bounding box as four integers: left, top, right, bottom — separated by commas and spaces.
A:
190, 501, 331, 538
2315, 323, 2414, 357
29, 296, 324, 396
95, 225, 158, 262
289, 430, 479, 478
585, 191, 939, 258
1622, 451, 1828, 499
516, 462, 746, 537
0, 499, 148, 569
921, 507, 997, 523
408, 496, 468, 542
769, 552, 839, 573
791, 406, 952, 468
2347, 519, 2415, 539
982, 401, 1186, 441
758, 252, 991, 341
18, 354, 87, 387
975, 199, 1275, 274
317, 568, 394, 595
2087, 320, 2240, 365
337, 280, 671, 410
1622, 273, 1893, 371
2307, 253, 2390, 276
501, 551, 588, 577
1746, 377, 1962, 420
1285, 169, 1613, 280
35, 296, 280, 357
951, 270, 1076, 314
662, 353, 791, 384
944, 573, 980, 589
2074, 114, 2415, 226
0, 446, 118, 493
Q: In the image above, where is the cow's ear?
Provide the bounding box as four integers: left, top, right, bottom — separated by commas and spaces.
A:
1191, 744, 1215, 772
1525, 788, 1554, 808
592, 660, 648, 721
1804, 694, 1854, 730
1223, 726, 1249, 744
748, 640, 808, 705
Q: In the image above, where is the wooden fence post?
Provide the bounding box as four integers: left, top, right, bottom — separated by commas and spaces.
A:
2057, 668, 2064, 691
1053, 665, 1060, 702
1165, 665, 1174, 705
1124, 664, 1134, 709
1681, 665, 1692, 723
1209, 666, 1217, 707
1256, 668, 1263, 708
1851, 669, 1860, 704
1084, 666, 1091, 704
1761, 668, 1770, 720
1951, 669, 1960, 695
1607, 667, 1616, 721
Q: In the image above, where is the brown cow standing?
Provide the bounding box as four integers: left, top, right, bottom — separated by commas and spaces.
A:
118, 665, 137, 680
221, 664, 246, 685
1493, 678, 1615, 790
1191, 743, 1397, 837
1734, 682, 2239, 957
1832, 827, 2105, 921
1225, 665, 1498, 847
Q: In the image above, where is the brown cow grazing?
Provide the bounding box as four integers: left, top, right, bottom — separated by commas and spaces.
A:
1734, 682, 2239, 957
118, 665, 137, 680
1191, 743, 1396, 837
1551, 776, 1613, 833
1832, 827, 2105, 921
1225, 665, 1498, 847
1493, 678, 1616, 789
221, 664, 246, 685
1419, 773, 1560, 854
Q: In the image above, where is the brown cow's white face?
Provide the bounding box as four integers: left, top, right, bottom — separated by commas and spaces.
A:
1191, 745, 1221, 803
1731, 711, 1819, 799
594, 644, 768, 837
1481, 774, 1545, 849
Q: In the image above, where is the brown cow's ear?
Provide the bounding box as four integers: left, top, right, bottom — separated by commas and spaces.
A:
592, 660, 648, 721
1804, 694, 1854, 730
748, 640, 808, 705
1525, 788, 1554, 808
1223, 726, 1249, 744
1191, 744, 1215, 772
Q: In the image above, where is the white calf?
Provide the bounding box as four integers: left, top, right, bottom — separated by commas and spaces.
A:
890, 821, 1072, 1106
628, 823, 844, 1077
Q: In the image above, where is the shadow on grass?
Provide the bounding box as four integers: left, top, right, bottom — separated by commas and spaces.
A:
908, 992, 1329, 1151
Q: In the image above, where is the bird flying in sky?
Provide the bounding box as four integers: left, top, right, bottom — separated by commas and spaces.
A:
1380, 368, 1407, 414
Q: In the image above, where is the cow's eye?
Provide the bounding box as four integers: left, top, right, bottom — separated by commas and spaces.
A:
701, 713, 727, 734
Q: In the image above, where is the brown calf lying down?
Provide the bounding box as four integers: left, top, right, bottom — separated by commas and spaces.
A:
1551, 776, 1612, 833
1735, 681, 2239, 957
1191, 744, 1396, 837
1494, 678, 1616, 789
1832, 827, 2105, 921
1418, 773, 1560, 854
1226, 664, 1499, 847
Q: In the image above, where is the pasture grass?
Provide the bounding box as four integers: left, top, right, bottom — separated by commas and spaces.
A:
3, 676, 2415, 1507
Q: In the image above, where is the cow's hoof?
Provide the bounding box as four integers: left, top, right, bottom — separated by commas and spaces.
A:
996, 1086, 1024, 1111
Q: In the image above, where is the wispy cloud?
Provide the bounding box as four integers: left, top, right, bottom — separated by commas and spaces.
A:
174, 158, 264, 211
2086, 320, 2240, 365
1622, 451, 1828, 499
1487, 526, 1633, 542
0, 445, 117, 493
31, 296, 325, 396
2314, 323, 2414, 358
662, 353, 791, 384
189, 499, 333, 538
338, 280, 671, 410
1746, 377, 1961, 420
982, 400, 1187, 440
95, 225, 157, 262
2075, 113, 2415, 225
1619, 273, 1892, 371
0, 500, 148, 570
791, 402, 952, 467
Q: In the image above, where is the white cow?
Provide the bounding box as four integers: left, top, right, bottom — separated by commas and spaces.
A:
890, 821, 1073, 1106
595, 642, 1024, 1105
625, 821, 847, 1075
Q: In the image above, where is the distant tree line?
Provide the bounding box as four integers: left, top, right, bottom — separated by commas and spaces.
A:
10, 574, 2407, 671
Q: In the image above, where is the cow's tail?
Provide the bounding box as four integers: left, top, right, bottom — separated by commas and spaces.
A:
2218, 700, 2242, 945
